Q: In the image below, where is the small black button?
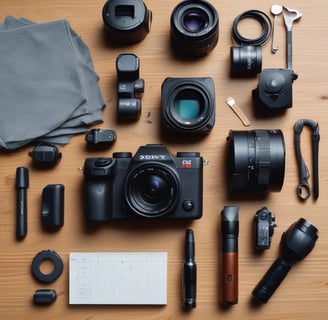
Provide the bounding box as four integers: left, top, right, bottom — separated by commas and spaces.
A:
95, 158, 112, 167
182, 200, 194, 211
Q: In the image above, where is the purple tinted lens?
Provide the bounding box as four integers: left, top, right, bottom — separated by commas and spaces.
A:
183, 10, 207, 32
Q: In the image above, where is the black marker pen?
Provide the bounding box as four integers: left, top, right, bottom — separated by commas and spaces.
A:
16, 167, 29, 239
182, 229, 197, 309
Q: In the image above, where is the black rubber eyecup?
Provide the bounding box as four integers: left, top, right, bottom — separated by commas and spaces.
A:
32, 250, 63, 283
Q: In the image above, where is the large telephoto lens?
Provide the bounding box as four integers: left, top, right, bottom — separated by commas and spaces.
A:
227, 129, 286, 192
124, 164, 180, 218
170, 0, 219, 57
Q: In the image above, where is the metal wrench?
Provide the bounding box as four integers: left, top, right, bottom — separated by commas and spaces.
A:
283, 7, 302, 70
294, 119, 320, 200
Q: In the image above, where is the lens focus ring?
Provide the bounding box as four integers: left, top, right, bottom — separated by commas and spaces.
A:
228, 129, 286, 192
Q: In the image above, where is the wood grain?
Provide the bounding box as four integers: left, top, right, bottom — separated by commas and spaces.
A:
0, 0, 327, 319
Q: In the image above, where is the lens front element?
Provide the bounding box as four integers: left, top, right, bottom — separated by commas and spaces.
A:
182, 9, 208, 33
161, 77, 215, 133
125, 164, 179, 218
173, 90, 204, 121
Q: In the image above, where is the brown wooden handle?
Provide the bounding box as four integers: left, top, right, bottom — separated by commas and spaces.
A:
220, 252, 238, 304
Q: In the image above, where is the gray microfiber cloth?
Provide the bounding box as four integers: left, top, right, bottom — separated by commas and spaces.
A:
0, 17, 105, 150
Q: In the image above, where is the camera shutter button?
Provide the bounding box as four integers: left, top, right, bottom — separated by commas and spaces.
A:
95, 158, 112, 167
182, 200, 194, 211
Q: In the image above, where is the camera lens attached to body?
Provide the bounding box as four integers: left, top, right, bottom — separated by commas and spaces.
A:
170, 0, 219, 57
124, 164, 180, 218
102, 0, 152, 44
161, 77, 215, 133
227, 129, 286, 192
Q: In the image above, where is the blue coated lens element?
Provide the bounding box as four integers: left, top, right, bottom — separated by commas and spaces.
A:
174, 99, 201, 120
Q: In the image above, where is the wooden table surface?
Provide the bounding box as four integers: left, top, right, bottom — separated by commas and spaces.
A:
0, 0, 327, 319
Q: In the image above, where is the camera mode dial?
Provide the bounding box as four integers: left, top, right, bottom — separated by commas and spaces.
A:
95, 158, 112, 167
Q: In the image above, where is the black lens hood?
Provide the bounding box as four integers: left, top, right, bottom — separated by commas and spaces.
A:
102, 0, 152, 44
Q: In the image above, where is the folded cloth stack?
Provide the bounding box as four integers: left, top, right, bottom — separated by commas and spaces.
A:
0, 16, 105, 150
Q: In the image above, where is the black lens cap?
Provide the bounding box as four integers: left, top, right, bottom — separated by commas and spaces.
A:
102, 0, 152, 44
32, 250, 63, 283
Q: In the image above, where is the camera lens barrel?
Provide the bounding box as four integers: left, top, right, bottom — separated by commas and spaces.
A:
102, 0, 152, 44
161, 77, 215, 133
124, 164, 180, 218
170, 0, 219, 57
227, 129, 286, 192
230, 45, 262, 77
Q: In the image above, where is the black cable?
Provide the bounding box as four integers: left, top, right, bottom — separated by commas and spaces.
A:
232, 10, 272, 46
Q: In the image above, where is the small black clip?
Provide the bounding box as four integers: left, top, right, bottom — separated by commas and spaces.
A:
85, 128, 117, 148
29, 143, 62, 166
255, 207, 276, 250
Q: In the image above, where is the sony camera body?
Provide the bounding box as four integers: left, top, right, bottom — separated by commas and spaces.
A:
83, 144, 203, 221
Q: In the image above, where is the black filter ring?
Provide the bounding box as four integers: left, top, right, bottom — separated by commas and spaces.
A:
32, 250, 63, 283
232, 9, 272, 46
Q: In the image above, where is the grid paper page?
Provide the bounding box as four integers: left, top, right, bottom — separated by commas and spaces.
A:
69, 252, 167, 305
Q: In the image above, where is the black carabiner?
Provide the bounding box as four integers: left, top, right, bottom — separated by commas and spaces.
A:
294, 119, 320, 200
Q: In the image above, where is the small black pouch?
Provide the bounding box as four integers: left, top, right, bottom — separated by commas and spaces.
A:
41, 184, 64, 229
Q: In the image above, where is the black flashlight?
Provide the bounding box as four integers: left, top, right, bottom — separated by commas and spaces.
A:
252, 218, 318, 303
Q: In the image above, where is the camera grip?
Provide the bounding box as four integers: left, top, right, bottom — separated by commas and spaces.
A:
84, 178, 111, 221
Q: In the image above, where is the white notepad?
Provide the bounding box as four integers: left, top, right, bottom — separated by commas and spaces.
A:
69, 252, 167, 305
